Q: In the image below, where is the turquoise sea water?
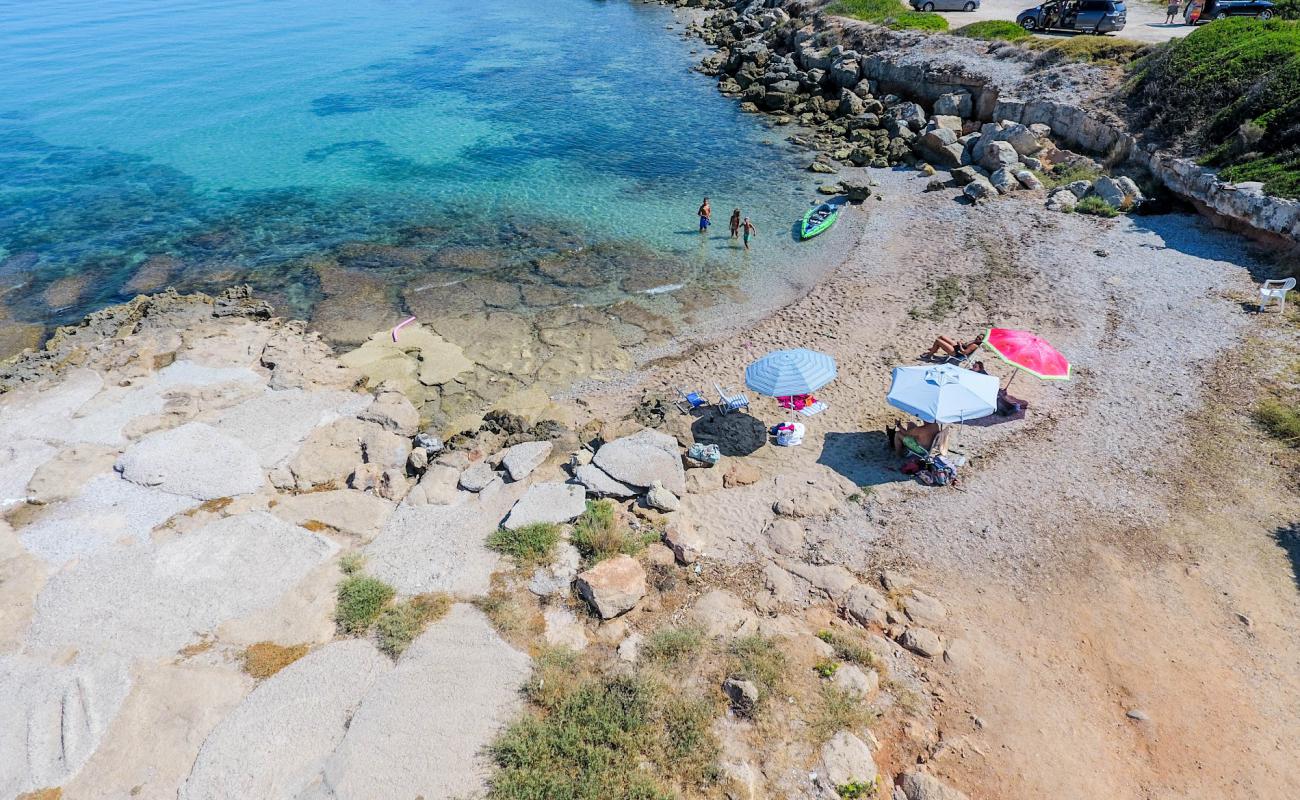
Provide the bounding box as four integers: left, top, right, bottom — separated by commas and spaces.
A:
0, 0, 836, 340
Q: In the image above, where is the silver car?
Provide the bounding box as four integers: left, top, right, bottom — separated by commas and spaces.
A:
910, 0, 981, 9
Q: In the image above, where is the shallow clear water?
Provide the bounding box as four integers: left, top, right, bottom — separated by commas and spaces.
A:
0, 0, 840, 338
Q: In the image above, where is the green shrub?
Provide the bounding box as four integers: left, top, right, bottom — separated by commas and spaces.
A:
335, 575, 395, 635
642, 625, 707, 666
811, 685, 877, 743
828, 0, 948, 31
726, 635, 787, 708
838, 778, 879, 798
1254, 397, 1300, 444
1128, 19, 1300, 198
487, 522, 562, 568
1039, 162, 1103, 190
1028, 35, 1149, 66
339, 552, 365, 575
1075, 196, 1120, 217
488, 666, 720, 800
955, 20, 1030, 41
375, 593, 453, 657
814, 659, 841, 679
817, 630, 880, 670
571, 500, 655, 563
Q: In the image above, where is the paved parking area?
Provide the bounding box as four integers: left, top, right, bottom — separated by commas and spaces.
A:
930, 0, 1194, 43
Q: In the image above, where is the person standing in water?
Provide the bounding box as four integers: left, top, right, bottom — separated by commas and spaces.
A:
741, 217, 756, 251
698, 197, 712, 234
729, 208, 741, 239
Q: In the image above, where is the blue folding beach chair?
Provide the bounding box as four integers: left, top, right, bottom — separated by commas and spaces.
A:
676, 388, 708, 414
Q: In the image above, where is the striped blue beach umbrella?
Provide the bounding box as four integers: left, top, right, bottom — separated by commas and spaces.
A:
886, 363, 998, 424
744, 349, 837, 397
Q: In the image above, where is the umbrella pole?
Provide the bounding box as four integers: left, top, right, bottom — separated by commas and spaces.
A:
1003, 369, 1019, 394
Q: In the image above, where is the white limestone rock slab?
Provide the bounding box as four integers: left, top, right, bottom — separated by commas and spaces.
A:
500, 440, 552, 481
309, 605, 530, 800
363, 503, 501, 595
27, 512, 336, 659
571, 463, 637, 498
18, 473, 198, 565
269, 489, 396, 542
0, 439, 56, 508
502, 482, 587, 530
181, 641, 391, 800
0, 653, 133, 798
116, 422, 265, 500
210, 387, 371, 468
592, 429, 685, 495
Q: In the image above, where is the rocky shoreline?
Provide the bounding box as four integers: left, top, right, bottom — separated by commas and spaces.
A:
661, 0, 1300, 244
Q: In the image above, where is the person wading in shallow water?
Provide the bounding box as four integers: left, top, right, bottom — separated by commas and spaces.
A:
729, 208, 741, 239
742, 217, 757, 250
698, 197, 711, 233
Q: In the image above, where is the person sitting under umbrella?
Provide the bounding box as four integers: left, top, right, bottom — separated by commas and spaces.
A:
886, 419, 943, 457
923, 333, 984, 362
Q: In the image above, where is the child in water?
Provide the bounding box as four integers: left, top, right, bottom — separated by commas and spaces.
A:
741, 217, 756, 250
698, 198, 711, 233
729, 208, 741, 239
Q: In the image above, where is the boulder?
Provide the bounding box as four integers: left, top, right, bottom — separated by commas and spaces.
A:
979, 140, 1019, 172
357, 386, 419, 436
838, 88, 865, 117
819, 731, 878, 792
963, 178, 996, 203
1093, 176, 1127, 208
892, 102, 926, 131
933, 91, 972, 119
645, 481, 680, 512
543, 607, 589, 651
905, 590, 947, 624
950, 166, 981, 187
900, 770, 971, 800
829, 56, 860, 89
572, 463, 638, 498
842, 584, 888, 627
592, 429, 685, 495
1015, 169, 1044, 191
575, 555, 647, 619
722, 678, 759, 714
116, 423, 264, 500
407, 464, 464, 506
1000, 122, 1044, 155
180, 641, 391, 800
1116, 176, 1145, 204
664, 519, 705, 564
502, 482, 587, 530
899, 627, 944, 658
500, 440, 553, 481
918, 129, 964, 170
458, 461, 497, 492
1065, 179, 1093, 199
842, 180, 873, 203
690, 589, 758, 638
832, 664, 879, 699
989, 168, 1018, 194
527, 542, 581, 597
930, 115, 963, 133
1046, 188, 1077, 212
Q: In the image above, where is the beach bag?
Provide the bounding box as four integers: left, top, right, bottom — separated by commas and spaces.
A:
687, 442, 721, 466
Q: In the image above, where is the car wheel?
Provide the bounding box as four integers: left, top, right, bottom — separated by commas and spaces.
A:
1214, 10, 1228, 18
1259, 9, 1274, 18
963, 1, 976, 9
922, 2, 935, 10
1020, 16, 1038, 29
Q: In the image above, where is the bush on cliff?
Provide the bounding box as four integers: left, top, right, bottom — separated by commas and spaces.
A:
1128, 18, 1300, 198
956, 20, 1030, 41
829, 0, 949, 32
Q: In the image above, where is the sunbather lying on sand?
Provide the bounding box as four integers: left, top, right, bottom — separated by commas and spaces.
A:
886, 419, 941, 457
924, 333, 984, 360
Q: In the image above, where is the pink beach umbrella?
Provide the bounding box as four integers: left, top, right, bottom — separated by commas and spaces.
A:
981, 328, 1070, 390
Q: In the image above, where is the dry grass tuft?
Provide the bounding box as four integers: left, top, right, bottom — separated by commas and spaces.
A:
242, 642, 309, 679
17, 789, 62, 800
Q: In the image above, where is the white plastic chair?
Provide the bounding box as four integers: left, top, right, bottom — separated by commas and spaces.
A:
1259, 277, 1296, 313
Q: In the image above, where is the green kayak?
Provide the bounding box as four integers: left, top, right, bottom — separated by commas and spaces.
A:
800, 202, 839, 240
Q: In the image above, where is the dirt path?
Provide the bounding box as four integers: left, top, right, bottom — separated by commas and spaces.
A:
587, 167, 1300, 798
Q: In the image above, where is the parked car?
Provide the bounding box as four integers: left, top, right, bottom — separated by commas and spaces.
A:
1017, 0, 1127, 33
1184, 0, 1275, 22
910, 0, 980, 10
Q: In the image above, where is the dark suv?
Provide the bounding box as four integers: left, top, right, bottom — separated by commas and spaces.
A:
1017, 0, 1128, 33
1186, 0, 1275, 21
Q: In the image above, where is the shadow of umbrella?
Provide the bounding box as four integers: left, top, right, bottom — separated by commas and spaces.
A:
690, 408, 768, 457
817, 430, 909, 488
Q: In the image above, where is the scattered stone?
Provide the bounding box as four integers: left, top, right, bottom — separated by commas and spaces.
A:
899, 627, 944, 659
832, 663, 879, 699
843, 584, 889, 627
407, 447, 429, 472
458, 461, 496, 492
881, 570, 911, 592
572, 463, 638, 498
1046, 188, 1077, 212
543, 607, 589, 651
117, 422, 264, 500
269, 489, 396, 542
690, 589, 759, 638
781, 560, 857, 601
950, 166, 981, 186
575, 555, 647, 619
722, 678, 759, 714
819, 731, 878, 792
645, 481, 680, 512
963, 178, 996, 203
1126, 709, 1150, 721
527, 543, 581, 597
905, 591, 947, 625
723, 461, 761, 488
1065, 179, 1093, 199
900, 769, 971, 800
1093, 176, 1127, 208
500, 440, 553, 481
934, 91, 972, 118
406, 464, 464, 506
989, 168, 1018, 194
979, 140, 1019, 172
592, 429, 686, 496
643, 542, 676, 568
357, 386, 420, 437
617, 632, 643, 663
664, 519, 705, 564
1014, 169, 1044, 191
502, 482, 587, 530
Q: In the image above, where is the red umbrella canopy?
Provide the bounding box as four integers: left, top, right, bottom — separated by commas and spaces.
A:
982, 328, 1070, 380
